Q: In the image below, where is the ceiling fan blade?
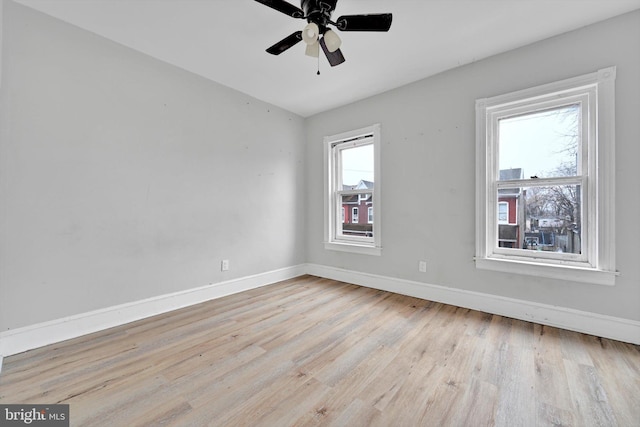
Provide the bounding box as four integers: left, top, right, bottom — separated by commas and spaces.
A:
320, 37, 345, 67
254, 0, 305, 19
266, 31, 303, 55
336, 14, 393, 31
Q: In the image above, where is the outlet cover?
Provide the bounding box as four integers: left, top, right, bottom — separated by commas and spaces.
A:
221, 259, 229, 271
419, 261, 427, 273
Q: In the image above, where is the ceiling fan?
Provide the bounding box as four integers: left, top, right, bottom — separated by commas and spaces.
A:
254, 0, 392, 68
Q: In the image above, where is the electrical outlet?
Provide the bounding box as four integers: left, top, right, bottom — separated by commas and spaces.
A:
418, 260, 427, 273
221, 259, 229, 271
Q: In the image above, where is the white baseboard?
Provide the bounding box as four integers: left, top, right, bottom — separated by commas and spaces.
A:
1, 262, 638, 364
0, 265, 306, 358
306, 264, 640, 345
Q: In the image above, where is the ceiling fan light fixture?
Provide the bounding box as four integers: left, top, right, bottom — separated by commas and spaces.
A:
302, 22, 320, 45
322, 29, 341, 53
305, 41, 320, 57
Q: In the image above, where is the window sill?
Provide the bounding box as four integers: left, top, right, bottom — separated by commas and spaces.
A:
475, 256, 617, 286
324, 241, 382, 256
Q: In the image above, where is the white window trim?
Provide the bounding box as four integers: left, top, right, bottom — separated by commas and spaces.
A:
475, 67, 617, 285
324, 124, 381, 256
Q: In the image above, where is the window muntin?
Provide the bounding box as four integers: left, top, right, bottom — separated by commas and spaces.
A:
324, 124, 381, 254
476, 67, 616, 284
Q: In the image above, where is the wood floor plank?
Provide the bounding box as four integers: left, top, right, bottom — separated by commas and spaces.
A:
582, 336, 640, 425
326, 398, 381, 427
356, 302, 444, 412
564, 359, 619, 426
1, 275, 639, 427
533, 324, 575, 419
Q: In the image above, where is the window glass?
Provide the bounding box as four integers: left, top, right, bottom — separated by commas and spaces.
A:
338, 196, 373, 238
526, 185, 581, 254
498, 202, 509, 223
336, 143, 374, 241
499, 104, 580, 179
495, 185, 582, 254
341, 144, 374, 188
498, 185, 582, 254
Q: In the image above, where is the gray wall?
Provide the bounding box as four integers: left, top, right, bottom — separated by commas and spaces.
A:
1, 2, 638, 335
305, 10, 640, 322
0, 2, 306, 331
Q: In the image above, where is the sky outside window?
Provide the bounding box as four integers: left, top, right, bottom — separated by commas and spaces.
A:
499, 105, 579, 179
341, 144, 374, 186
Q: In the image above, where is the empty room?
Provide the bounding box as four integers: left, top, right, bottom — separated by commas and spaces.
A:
1, 0, 639, 425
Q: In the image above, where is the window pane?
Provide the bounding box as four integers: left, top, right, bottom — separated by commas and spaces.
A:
496, 185, 581, 254
340, 193, 373, 238
499, 105, 580, 180
498, 202, 509, 223
341, 144, 374, 188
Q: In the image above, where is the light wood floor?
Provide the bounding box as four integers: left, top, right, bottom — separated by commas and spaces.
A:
1, 275, 639, 426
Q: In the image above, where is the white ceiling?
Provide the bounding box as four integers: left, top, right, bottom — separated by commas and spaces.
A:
14, 0, 640, 117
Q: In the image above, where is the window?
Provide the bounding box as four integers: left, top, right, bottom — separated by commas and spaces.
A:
475, 67, 616, 285
324, 124, 381, 255
498, 202, 509, 224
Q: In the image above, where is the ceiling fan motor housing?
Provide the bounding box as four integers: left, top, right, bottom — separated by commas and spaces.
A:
301, 0, 337, 32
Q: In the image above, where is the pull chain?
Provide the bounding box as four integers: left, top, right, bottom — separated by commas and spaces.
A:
317, 52, 320, 75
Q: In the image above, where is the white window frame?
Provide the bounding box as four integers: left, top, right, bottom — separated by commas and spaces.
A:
352, 207, 359, 223
475, 67, 617, 285
368, 206, 373, 224
324, 124, 381, 255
